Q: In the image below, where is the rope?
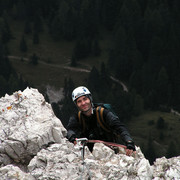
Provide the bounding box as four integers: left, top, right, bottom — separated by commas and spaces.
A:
87, 139, 127, 149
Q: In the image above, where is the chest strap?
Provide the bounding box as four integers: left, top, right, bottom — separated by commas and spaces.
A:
96, 106, 111, 132
78, 111, 86, 132
78, 106, 111, 133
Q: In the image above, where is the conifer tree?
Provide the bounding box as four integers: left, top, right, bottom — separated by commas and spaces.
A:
0, 55, 12, 80
8, 74, 19, 94
87, 66, 100, 94
166, 141, 177, 158
122, 0, 142, 37
33, 14, 43, 33
59, 78, 76, 127
16, 0, 26, 20
99, 62, 112, 100
156, 67, 169, 105
167, 23, 180, 108
129, 70, 142, 94
0, 75, 7, 97
30, 53, 38, 65
70, 53, 77, 67
156, 117, 165, 129
50, 0, 69, 40
110, 26, 128, 80
24, 20, 32, 34
20, 36, 27, 52
145, 134, 156, 165
145, 90, 157, 109
63, 7, 77, 40
146, 0, 158, 10
92, 39, 101, 56
0, 17, 12, 43
133, 94, 144, 116
101, 0, 121, 30
148, 36, 164, 75
33, 30, 39, 44
63, 78, 75, 98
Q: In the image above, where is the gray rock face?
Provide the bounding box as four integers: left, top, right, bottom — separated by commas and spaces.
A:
0, 165, 35, 180
28, 142, 153, 180
0, 88, 179, 179
0, 87, 66, 166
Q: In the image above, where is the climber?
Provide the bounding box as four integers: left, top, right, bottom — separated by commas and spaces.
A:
66, 86, 136, 156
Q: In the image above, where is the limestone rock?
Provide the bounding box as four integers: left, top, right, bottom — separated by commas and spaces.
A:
27, 142, 153, 180
0, 87, 179, 180
153, 156, 180, 179
0, 87, 67, 165
0, 165, 35, 180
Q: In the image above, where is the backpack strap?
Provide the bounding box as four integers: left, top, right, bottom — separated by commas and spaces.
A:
78, 107, 111, 133
78, 111, 86, 133
96, 106, 111, 133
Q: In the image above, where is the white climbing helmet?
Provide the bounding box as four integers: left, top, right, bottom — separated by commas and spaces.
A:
72, 86, 91, 102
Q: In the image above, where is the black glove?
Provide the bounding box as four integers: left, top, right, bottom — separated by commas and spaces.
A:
126, 141, 136, 151
69, 135, 76, 144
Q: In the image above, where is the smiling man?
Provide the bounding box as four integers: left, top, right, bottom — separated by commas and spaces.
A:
66, 86, 136, 156
77, 95, 92, 114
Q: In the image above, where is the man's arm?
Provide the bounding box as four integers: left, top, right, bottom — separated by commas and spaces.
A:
66, 115, 82, 143
104, 109, 136, 151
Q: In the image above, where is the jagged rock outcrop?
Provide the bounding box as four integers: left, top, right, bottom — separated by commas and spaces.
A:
0, 88, 179, 179
0, 165, 35, 180
28, 142, 153, 180
0, 87, 66, 166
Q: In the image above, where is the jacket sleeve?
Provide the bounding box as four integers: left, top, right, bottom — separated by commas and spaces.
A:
66, 114, 82, 141
103, 109, 133, 143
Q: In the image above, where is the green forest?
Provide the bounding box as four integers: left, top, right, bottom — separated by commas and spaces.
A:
0, 0, 180, 164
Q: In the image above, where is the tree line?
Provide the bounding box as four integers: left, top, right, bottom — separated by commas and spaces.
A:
0, 0, 180, 111
0, 14, 28, 97
0, 42, 28, 97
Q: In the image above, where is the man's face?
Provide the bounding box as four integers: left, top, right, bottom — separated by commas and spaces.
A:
76, 95, 91, 112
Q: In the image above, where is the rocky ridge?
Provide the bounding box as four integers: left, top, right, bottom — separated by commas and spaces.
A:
0, 88, 179, 179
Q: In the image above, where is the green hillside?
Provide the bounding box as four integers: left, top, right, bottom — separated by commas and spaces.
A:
8, 19, 180, 161
1, 0, 180, 164
8, 18, 113, 92
128, 111, 180, 162
8, 20, 85, 89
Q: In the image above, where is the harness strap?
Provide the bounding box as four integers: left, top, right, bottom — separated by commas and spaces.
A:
78, 111, 86, 132
78, 106, 111, 133
96, 106, 111, 132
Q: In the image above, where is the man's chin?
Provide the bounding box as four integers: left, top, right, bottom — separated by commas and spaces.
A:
81, 107, 91, 113
82, 109, 89, 112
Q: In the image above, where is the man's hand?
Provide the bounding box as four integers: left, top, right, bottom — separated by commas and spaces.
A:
69, 136, 76, 145
125, 141, 136, 156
